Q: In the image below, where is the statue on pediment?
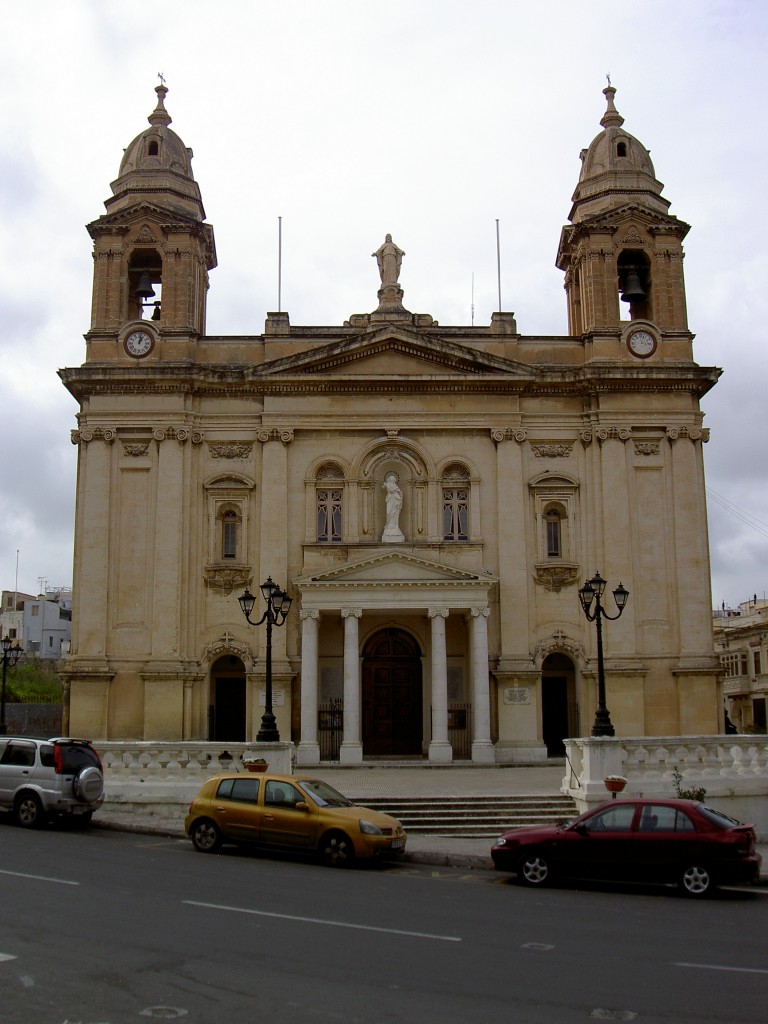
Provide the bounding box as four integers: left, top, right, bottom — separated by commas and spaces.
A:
373, 234, 405, 287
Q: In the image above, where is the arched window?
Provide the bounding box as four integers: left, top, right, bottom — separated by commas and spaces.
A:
442, 463, 470, 542
316, 463, 344, 542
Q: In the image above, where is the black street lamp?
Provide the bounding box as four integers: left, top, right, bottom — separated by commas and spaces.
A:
0, 636, 24, 735
238, 578, 293, 742
578, 572, 630, 737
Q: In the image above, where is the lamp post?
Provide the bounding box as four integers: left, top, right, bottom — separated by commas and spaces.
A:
238, 578, 292, 742
578, 572, 629, 737
0, 636, 24, 735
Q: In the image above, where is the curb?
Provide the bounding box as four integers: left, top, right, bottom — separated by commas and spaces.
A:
92, 817, 767, 884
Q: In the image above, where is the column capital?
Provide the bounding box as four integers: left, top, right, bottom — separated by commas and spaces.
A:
257, 428, 294, 444
300, 609, 320, 622
469, 606, 490, 620
428, 607, 449, 619
341, 607, 362, 619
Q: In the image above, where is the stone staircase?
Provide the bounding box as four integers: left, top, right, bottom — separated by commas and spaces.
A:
363, 794, 578, 838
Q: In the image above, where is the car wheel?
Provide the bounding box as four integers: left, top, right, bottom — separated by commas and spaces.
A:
517, 850, 552, 886
190, 818, 223, 853
15, 793, 45, 829
679, 864, 714, 898
320, 830, 355, 868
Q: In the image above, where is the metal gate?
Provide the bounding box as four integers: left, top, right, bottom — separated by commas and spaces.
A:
318, 699, 343, 761
448, 702, 472, 759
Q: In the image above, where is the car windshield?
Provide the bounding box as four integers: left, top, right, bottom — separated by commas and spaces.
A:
297, 780, 353, 807
698, 804, 742, 829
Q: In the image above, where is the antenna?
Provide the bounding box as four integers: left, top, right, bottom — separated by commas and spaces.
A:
606, 71, 612, 87
471, 272, 475, 327
277, 216, 282, 313
495, 219, 502, 313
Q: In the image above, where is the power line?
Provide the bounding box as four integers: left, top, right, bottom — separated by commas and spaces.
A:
706, 488, 768, 541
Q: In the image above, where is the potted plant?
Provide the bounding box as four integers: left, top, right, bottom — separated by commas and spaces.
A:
604, 775, 627, 798
243, 757, 268, 773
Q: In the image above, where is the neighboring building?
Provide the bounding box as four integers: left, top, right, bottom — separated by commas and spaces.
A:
714, 597, 768, 733
23, 589, 73, 660
0, 590, 37, 644
59, 84, 722, 759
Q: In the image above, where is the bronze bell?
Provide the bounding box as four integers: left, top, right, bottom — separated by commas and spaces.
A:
135, 272, 156, 300
620, 268, 646, 303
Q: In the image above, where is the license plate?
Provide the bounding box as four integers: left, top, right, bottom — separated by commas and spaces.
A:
390, 838, 405, 849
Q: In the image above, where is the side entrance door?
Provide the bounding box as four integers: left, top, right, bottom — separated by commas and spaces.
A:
362, 629, 423, 757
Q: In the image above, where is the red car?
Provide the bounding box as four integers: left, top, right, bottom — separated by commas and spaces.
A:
491, 798, 761, 897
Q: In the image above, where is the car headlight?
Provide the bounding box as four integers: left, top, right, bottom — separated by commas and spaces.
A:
359, 819, 383, 836
495, 837, 507, 846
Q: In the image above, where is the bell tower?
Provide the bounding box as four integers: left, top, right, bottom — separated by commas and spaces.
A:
556, 86, 690, 337
85, 83, 216, 355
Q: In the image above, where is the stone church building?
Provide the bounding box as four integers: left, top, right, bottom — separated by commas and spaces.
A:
59, 84, 722, 763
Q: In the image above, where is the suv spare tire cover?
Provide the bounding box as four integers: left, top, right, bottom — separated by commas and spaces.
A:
73, 765, 104, 802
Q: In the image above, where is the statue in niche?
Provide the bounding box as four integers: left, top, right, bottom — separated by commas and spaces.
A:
372, 234, 405, 287
381, 472, 404, 543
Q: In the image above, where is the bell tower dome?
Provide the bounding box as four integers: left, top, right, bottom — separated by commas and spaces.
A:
86, 83, 217, 351
556, 86, 690, 337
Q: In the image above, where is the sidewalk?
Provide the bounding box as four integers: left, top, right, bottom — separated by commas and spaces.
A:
94, 765, 768, 879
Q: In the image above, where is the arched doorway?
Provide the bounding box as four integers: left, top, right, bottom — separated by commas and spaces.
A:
210, 655, 246, 742
541, 652, 578, 756
362, 628, 423, 757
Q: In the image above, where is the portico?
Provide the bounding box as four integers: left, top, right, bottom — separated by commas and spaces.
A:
294, 551, 496, 766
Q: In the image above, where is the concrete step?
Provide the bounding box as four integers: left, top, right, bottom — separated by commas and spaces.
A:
362, 794, 578, 836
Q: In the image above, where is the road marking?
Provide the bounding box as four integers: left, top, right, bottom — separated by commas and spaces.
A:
184, 900, 462, 942
0, 953, 17, 963
675, 962, 768, 975
0, 868, 79, 886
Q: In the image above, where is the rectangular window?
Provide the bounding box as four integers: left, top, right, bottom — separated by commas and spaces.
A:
546, 518, 561, 557
317, 490, 342, 542
754, 650, 761, 675
31, 605, 40, 617
443, 488, 468, 541
222, 519, 237, 559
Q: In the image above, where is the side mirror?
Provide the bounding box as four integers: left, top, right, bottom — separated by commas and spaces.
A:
295, 801, 309, 812
574, 824, 590, 837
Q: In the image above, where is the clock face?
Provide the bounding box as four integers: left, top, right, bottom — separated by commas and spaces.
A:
124, 330, 154, 358
627, 329, 656, 358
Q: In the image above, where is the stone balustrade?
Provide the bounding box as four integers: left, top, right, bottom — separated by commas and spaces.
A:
563, 735, 768, 839
98, 741, 294, 780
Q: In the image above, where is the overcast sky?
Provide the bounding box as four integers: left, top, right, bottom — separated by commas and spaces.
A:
1, 0, 766, 609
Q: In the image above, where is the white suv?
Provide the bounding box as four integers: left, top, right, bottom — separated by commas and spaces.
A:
0, 736, 104, 828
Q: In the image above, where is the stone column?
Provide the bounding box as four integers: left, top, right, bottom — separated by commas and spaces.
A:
340, 608, 363, 764
257, 429, 293, 664
152, 430, 184, 656
297, 609, 321, 765
470, 606, 495, 763
428, 607, 452, 763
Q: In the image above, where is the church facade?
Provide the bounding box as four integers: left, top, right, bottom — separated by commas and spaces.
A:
59, 84, 722, 763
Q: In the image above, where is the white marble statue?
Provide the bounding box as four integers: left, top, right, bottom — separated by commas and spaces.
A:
372, 234, 405, 287
381, 472, 404, 542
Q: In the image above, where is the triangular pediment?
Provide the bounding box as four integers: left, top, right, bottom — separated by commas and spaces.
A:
295, 550, 496, 588
259, 326, 533, 379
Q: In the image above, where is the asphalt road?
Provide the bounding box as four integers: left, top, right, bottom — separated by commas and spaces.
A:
0, 819, 766, 1024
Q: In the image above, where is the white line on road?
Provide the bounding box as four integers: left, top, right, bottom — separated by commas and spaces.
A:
675, 962, 768, 975
184, 900, 462, 942
0, 953, 17, 962
0, 869, 79, 886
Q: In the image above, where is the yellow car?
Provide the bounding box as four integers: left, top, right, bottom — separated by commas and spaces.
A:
185, 772, 406, 867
